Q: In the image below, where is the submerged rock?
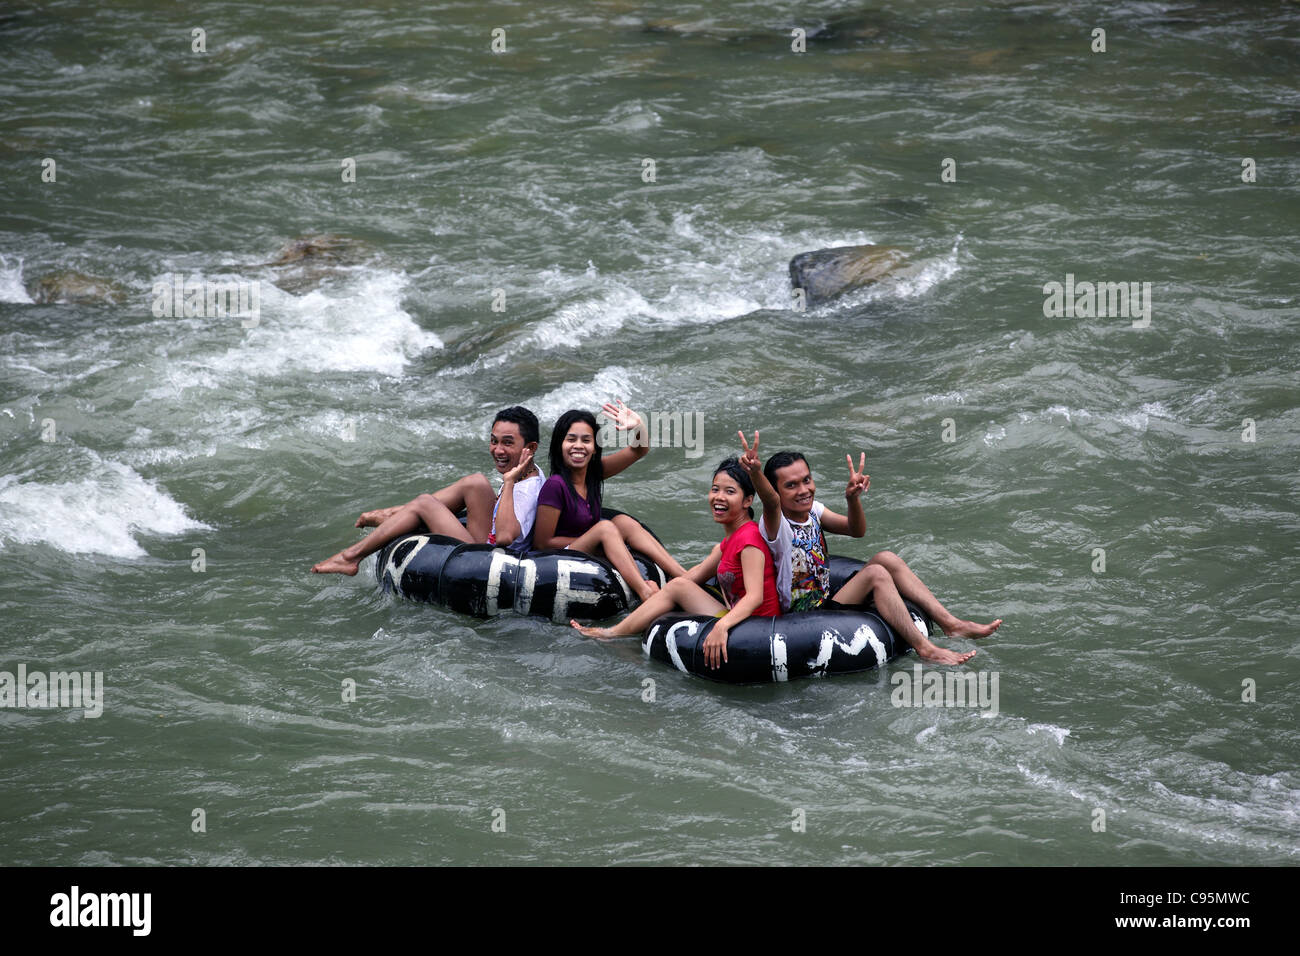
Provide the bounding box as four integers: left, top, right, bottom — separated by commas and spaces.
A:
262, 234, 367, 267
26, 271, 127, 305
788, 244, 906, 306
260, 234, 371, 293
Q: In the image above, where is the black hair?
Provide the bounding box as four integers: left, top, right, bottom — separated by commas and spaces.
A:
713, 456, 755, 519
492, 406, 540, 446
763, 451, 808, 490
549, 409, 603, 512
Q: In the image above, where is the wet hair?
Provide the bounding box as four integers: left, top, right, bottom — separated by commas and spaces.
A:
713, 456, 755, 519
763, 451, 809, 490
492, 406, 539, 446
549, 409, 603, 513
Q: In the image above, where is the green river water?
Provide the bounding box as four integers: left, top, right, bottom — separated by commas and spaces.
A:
1, 0, 1297, 865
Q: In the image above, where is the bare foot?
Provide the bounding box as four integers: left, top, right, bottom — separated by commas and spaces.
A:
941, 618, 1002, 639
917, 643, 976, 665
635, 579, 660, 602
355, 507, 399, 528
570, 619, 616, 639
311, 552, 360, 575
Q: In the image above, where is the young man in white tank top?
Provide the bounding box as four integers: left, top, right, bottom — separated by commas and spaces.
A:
738, 432, 1001, 665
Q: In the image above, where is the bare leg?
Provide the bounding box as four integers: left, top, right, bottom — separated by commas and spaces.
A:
451, 473, 495, 542
356, 505, 401, 528
313, 494, 474, 575
356, 473, 496, 532
611, 513, 688, 578
833, 564, 975, 665
572, 576, 724, 639
867, 550, 1001, 638
565, 519, 660, 602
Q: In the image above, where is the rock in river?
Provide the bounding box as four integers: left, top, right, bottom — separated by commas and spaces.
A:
788, 243, 906, 306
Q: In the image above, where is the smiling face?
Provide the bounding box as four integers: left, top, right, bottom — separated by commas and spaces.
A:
709, 470, 754, 525
488, 421, 534, 474
773, 459, 815, 518
561, 421, 596, 472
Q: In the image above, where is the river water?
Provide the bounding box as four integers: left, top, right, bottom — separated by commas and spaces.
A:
1, 0, 1297, 865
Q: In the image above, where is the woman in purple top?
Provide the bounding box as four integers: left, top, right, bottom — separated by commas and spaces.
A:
532, 403, 686, 603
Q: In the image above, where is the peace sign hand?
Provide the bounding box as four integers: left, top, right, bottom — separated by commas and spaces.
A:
845, 452, 870, 500
738, 430, 761, 475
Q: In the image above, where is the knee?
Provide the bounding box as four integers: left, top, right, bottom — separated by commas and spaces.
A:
414, 494, 437, 508
860, 564, 890, 587
870, 550, 899, 568
465, 472, 492, 493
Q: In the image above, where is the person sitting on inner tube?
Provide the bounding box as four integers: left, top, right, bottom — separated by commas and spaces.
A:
737, 431, 1001, 665
571, 457, 781, 671
310, 406, 545, 576
532, 403, 687, 603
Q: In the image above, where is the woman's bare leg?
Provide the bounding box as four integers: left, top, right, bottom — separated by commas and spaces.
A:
565, 519, 660, 601
572, 576, 724, 638
867, 550, 1001, 638
314, 494, 474, 575
611, 513, 688, 578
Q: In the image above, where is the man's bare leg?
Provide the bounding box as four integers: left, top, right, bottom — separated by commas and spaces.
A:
356, 473, 496, 533
448, 473, 495, 542
355, 506, 401, 528
834, 564, 976, 665
610, 513, 688, 578
314, 494, 475, 575
571, 576, 723, 639
867, 550, 1001, 638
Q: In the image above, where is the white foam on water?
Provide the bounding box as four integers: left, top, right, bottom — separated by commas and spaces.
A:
1045, 405, 1086, 423
361, 366, 643, 446
886, 237, 963, 299
604, 99, 662, 131
524, 285, 656, 352
819, 235, 964, 312
152, 268, 441, 381
446, 227, 963, 378
1140, 402, 1172, 419
0, 256, 35, 304
531, 275, 762, 345
529, 366, 639, 425
0, 453, 210, 558
142, 363, 221, 400
983, 425, 1007, 446
455, 273, 767, 375
1020, 404, 1177, 433
1115, 409, 1150, 431
1026, 723, 1072, 746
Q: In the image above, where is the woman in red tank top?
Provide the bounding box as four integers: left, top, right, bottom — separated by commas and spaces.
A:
571, 457, 780, 670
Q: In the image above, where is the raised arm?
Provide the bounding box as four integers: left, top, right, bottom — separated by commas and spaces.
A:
739, 430, 782, 540
818, 452, 869, 538
599, 400, 649, 479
